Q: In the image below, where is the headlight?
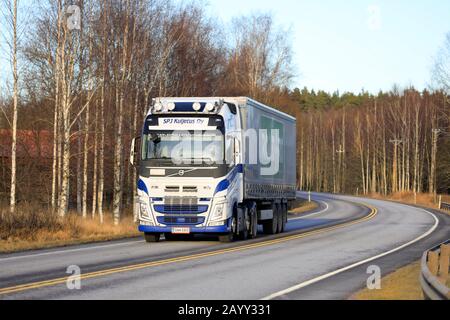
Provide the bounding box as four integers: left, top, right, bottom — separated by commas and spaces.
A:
139, 202, 154, 223
208, 220, 226, 227
210, 203, 226, 221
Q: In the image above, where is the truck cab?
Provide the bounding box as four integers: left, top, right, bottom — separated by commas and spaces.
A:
131, 97, 296, 243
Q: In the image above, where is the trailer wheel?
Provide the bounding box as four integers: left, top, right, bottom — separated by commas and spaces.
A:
276, 203, 283, 234
262, 203, 278, 235
280, 203, 287, 233
144, 233, 160, 243
248, 202, 258, 239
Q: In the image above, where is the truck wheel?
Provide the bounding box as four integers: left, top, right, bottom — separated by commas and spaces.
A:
219, 216, 236, 243
262, 204, 278, 235
238, 207, 250, 240
144, 233, 160, 243
280, 203, 287, 233
276, 203, 283, 234
248, 203, 258, 239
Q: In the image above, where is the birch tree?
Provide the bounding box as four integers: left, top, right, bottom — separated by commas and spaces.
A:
2, 0, 20, 213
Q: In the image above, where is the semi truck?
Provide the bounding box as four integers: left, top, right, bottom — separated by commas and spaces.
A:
130, 97, 296, 243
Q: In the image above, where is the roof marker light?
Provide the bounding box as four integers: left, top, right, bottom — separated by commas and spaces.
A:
193, 102, 201, 111
167, 102, 176, 111
205, 102, 215, 112
154, 102, 163, 112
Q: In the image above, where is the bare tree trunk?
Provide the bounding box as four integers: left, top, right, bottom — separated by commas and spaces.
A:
356, 114, 366, 194
76, 123, 82, 214
382, 122, 387, 195
331, 123, 336, 193
92, 99, 98, 218
299, 125, 304, 190
341, 110, 346, 193
51, 18, 61, 209
413, 104, 420, 193
9, 0, 18, 213
82, 101, 90, 218
430, 128, 439, 195
113, 0, 132, 225
58, 83, 71, 217
371, 100, 377, 194
97, 1, 109, 224
132, 84, 139, 222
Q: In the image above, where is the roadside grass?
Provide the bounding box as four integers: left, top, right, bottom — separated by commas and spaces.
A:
368, 191, 450, 215
0, 203, 139, 253
352, 260, 424, 300
289, 199, 319, 215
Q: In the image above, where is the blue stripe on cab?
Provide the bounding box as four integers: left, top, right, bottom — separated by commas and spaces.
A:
214, 179, 230, 194
137, 179, 148, 195
214, 164, 242, 194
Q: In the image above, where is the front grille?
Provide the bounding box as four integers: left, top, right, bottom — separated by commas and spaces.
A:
157, 216, 205, 225
154, 205, 208, 214
165, 186, 180, 192
182, 186, 198, 192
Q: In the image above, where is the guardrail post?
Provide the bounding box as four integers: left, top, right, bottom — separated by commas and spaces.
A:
439, 244, 450, 283
428, 251, 439, 276
308, 191, 311, 203
438, 195, 442, 209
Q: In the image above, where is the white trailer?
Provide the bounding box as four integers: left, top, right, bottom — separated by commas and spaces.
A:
130, 97, 296, 242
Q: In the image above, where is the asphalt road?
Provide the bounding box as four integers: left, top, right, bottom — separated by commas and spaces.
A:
0, 193, 448, 300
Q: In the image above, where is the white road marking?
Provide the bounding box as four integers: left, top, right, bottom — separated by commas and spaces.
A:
0, 239, 144, 262
289, 201, 330, 221
261, 204, 439, 300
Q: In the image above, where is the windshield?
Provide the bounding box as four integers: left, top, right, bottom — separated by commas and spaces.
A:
141, 130, 224, 165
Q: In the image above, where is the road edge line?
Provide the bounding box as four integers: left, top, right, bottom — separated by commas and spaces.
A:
261, 206, 439, 300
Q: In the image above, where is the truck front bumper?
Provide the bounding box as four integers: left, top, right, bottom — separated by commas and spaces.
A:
138, 224, 230, 234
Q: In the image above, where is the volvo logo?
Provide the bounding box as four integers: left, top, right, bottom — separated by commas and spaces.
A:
178, 170, 185, 176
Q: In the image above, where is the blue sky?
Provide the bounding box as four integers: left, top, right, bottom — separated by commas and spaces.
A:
205, 0, 450, 94
2, 1, 449, 95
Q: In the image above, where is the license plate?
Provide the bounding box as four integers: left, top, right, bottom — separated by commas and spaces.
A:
171, 227, 190, 234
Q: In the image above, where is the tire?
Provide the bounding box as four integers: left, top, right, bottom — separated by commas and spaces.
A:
219, 216, 236, 243
144, 233, 160, 243
280, 203, 287, 233
276, 203, 283, 234
248, 203, 258, 239
237, 207, 250, 240
262, 203, 278, 235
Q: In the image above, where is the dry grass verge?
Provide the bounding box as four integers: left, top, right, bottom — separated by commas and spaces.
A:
0, 203, 139, 253
289, 199, 319, 215
367, 191, 450, 215
352, 260, 424, 300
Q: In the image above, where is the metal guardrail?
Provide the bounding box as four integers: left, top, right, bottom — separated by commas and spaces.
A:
438, 195, 450, 211
420, 240, 450, 300
440, 202, 450, 211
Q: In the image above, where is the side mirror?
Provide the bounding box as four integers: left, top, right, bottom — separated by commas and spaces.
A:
130, 136, 141, 167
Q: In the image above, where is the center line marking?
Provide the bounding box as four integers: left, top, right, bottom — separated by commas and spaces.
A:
0, 201, 377, 296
